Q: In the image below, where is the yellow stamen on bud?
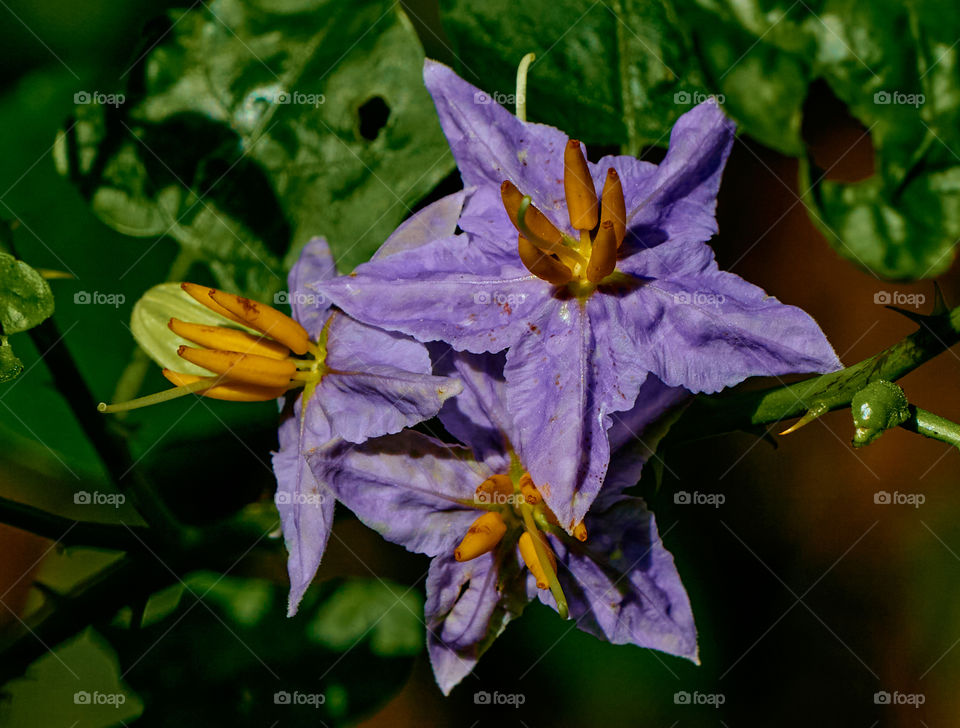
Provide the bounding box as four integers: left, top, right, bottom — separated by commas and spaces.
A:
162, 369, 289, 402
180, 283, 250, 327
518, 472, 541, 505
519, 531, 557, 589
573, 522, 588, 542
177, 346, 296, 388
518, 235, 573, 285
563, 139, 598, 231
600, 168, 626, 246
455, 511, 507, 562
476, 473, 513, 502
585, 221, 618, 283
168, 318, 290, 360
207, 290, 310, 355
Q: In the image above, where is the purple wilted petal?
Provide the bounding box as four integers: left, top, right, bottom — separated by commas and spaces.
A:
287, 237, 336, 338
425, 552, 524, 695
273, 400, 334, 616
310, 431, 487, 557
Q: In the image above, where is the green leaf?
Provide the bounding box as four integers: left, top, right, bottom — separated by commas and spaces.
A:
440, 0, 705, 149
55, 0, 453, 295
0, 252, 54, 336
0, 336, 23, 383
308, 578, 423, 657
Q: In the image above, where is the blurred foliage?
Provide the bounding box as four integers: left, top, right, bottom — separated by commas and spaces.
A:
441, 0, 960, 279
54, 0, 453, 293
0, 252, 54, 381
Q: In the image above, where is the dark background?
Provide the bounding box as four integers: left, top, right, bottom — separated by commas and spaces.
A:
0, 1, 958, 726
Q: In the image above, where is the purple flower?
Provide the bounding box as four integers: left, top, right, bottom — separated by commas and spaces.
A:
311, 348, 694, 694
273, 238, 462, 614
317, 61, 841, 534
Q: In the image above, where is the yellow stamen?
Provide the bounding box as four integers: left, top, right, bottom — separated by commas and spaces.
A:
207, 290, 310, 355
501, 181, 565, 253
585, 221, 618, 283
180, 283, 249, 327
177, 346, 296, 388
563, 139, 598, 231
600, 168, 626, 246
573, 522, 588, 542
98, 376, 225, 413
476, 474, 514, 503
455, 511, 507, 562
168, 318, 290, 360
518, 531, 557, 589
518, 472, 541, 505
162, 369, 290, 402
518, 235, 573, 285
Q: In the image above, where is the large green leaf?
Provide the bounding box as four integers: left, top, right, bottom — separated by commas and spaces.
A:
441, 0, 705, 149
55, 0, 453, 295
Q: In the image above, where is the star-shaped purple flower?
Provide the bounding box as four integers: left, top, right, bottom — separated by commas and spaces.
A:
311, 347, 694, 694
272, 237, 462, 614
317, 61, 841, 534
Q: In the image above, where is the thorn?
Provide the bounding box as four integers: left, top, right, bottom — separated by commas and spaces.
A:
779, 402, 829, 435
932, 282, 949, 316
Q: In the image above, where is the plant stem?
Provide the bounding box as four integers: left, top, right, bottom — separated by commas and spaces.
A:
669, 305, 960, 439
901, 406, 960, 449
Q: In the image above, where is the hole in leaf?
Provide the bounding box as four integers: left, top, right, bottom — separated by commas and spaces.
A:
802, 79, 875, 182
358, 97, 390, 141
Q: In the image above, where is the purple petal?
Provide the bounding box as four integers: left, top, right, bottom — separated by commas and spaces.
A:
317, 233, 547, 354
309, 431, 487, 557
374, 190, 468, 261
273, 400, 335, 616
288, 237, 336, 338
425, 552, 524, 695
540, 498, 698, 661
423, 60, 569, 224
430, 345, 516, 463
504, 298, 609, 532
620, 267, 842, 393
